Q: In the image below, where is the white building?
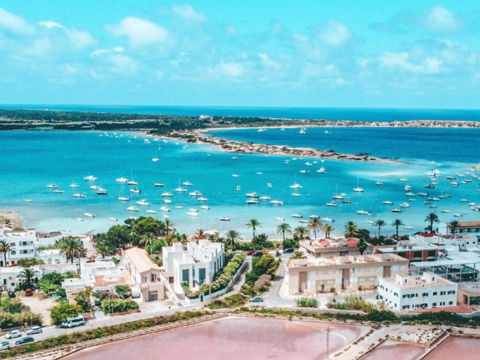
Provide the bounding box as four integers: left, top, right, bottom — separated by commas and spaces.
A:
162, 240, 225, 293
379, 272, 458, 312
0, 227, 36, 266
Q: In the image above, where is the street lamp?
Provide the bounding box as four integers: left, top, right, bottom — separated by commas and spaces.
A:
326, 326, 330, 360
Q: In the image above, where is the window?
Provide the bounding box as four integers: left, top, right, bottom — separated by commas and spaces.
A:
440, 291, 446, 295
182, 269, 189, 283
422, 292, 429, 297
433, 292, 438, 296
432, 302, 437, 307
150, 273, 157, 282
448, 301, 453, 305
199, 268, 206, 285
447, 290, 456, 295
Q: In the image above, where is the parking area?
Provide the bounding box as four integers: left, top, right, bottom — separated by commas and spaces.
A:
20, 295, 57, 326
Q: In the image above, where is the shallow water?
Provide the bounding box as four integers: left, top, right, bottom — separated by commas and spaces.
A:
64, 317, 361, 360
424, 336, 480, 360
361, 342, 424, 360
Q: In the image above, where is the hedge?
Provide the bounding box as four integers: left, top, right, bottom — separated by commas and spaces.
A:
0, 312, 42, 329
102, 299, 138, 314
0, 311, 212, 359
183, 252, 246, 299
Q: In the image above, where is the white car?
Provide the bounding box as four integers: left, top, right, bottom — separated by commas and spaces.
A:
26, 326, 43, 335
0, 341, 10, 350
5, 330, 21, 339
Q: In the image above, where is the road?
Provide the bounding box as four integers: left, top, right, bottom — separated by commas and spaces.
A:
262, 254, 295, 307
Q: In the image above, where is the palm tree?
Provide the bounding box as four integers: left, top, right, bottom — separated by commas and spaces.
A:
425, 213, 439, 233
246, 219, 261, 239
322, 223, 335, 239
0, 240, 11, 267
277, 223, 291, 242
225, 230, 241, 250
194, 229, 207, 240
291, 250, 305, 259
391, 219, 404, 238
344, 221, 359, 237
57, 236, 86, 263
140, 235, 156, 250
308, 217, 322, 240
449, 220, 460, 234
374, 219, 386, 238
164, 218, 173, 235
18, 266, 37, 289
293, 226, 309, 240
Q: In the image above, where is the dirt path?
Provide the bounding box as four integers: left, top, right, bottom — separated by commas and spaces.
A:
21, 296, 57, 326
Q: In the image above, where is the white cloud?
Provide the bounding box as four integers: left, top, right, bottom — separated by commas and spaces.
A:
319, 21, 351, 47
90, 46, 125, 57
258, 53, 280, 70
108, 17, 171, 47
423, 6, 462, 32
379, 51, 442, 74
39, 21, 96, 49
218, 62, 245, 77
0, 8, 33, 35
171, 4, 206, 22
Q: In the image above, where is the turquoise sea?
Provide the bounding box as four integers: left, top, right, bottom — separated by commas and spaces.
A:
0, 108, 479, 238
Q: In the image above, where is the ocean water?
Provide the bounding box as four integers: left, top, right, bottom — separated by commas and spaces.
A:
0, 127, 479, 238
1, 104, 480, 121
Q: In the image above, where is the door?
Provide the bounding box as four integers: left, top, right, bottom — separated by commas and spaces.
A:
148, 291, 158, 302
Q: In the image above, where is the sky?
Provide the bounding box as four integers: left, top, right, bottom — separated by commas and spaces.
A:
0, 0, 479, 108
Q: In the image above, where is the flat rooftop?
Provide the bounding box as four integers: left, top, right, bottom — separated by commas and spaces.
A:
289, 253, 407, 268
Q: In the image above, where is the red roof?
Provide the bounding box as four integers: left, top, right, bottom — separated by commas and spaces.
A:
419, 233, 436, 237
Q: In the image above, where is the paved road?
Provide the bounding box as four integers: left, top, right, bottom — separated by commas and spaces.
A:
262, 254, 295, 307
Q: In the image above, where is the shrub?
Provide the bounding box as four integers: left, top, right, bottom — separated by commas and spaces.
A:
0, 312, 42, 329
296, 298, 318, 308
114, 285, 131, 299
245, 254, 279, 287
327, 296, 375, 313
102, 299, 138, 314
50, 303, 82, 325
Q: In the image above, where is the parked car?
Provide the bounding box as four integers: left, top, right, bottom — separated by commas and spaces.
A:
245, 250, 256, 256
283, 248, 294, 253
252, 252, 264, 257
7, 291, 15, 298
61, 315, 86, 328
26, 326, 42, 335
0, 341, 10, 351
5, 330, 21, 339
250, 296, 264, 303
15, 337, 34, 345
86, 259, 96, 263
25, 289, 33, 296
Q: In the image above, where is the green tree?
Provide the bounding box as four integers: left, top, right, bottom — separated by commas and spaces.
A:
391, 219, 404, 238
38, 272, 65, 293
225, 230, 241, 250
276, 223, 291, 242
50, 303, 82, 325
291, 250, 305, 259
425, 213, 439, 232
246, 219, 261, 239
308, 217, 322, 240
449, 220, 460, 234
149, 238, 168, 254
344, 221, 359, 237
322, 223, 335, 239
0, 240, 11, 267
74, 289, 92, 312
57, 236, 86, 263
374, 219, 386, 238
293, 226, 309, 240
18, 267, 37, 290
194, 229, 206, 240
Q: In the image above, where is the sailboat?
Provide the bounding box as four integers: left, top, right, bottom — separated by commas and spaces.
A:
353, 177, 364, 192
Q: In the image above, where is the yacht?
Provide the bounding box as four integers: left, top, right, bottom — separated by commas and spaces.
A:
356, 210, 371, 215
189, 191, 203, 196
24, 199, 32, 202
399, 178, 408, 182
441, 209, 450, 213
136, 199, 150, 206
299, 170, 309, 174
236, 185, 241, 191
77, 217, 84, 221
383, 201, 393, 205
175, 205, 183, 209
151, 157, 160, 162
200, 205, 210, 210
316, 167, 326, 173
116, 177, 129, 183
127, 206, 139, 212
69, 183, 79, 188
53, 189, 64, 194
130, 188, 141, 194
270, 200, 284, 205
375, 181, 384, 186
161, 192, 173, 197
232, 174, 240, 178
299, 128, 306, 134
404, 185, 412, 191
146, 210, 157, 214
84, 212, 95, 218
255, 171, 263, 175
127, 180, 138, 186
175, 187, 188, 192
247, 199, 259, 205
187, 210, 199, 216
289, 183, 303, 189
326, 202, 338, 207
353, 187, 364, 193
259, 195, 271, 201
83, 175, 97, 181
399, 202, 410, 208
425, 184, 436, 189
46, 184, 57, 188
118, 196, 130, 201
220, 217, 230, 221
73, 193, 84, 198
197, 197, 208, 202
291, 192, 302, 197
417, 192, 428, 197
163, 199, 172, 204
154, 183, 164, 187
182, 181, 193, 186
453, 213, 463, 217
333, 195, 344, 200
342, 200, 352, 204
96, 188, 108, 195
405, 192, 416, 197
246, 192, 258, 198
160, 206, 171, 212
90, 185, 99, 190
391, 208, 402, 213
292, 214, 303, 218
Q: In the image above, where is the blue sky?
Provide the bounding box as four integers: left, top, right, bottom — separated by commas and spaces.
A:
0, 0, 479, 108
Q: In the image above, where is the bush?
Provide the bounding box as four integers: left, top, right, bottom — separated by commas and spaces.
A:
208, 294, 248, 309
282, 238, 299, 249
50, 303, 82, 325
296, 298, 318, 308
0, 312, 42, 329
102, 299, 138, 314
245, 254, 279, 287
17, 258, 44, 267
74, 290, 93, 312
114, 285, 131, 299
327, 296, 375, 313
0, 298, 23, 314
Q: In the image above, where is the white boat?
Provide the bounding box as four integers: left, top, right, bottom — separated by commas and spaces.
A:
130, 188, 141, 194
163, 199, 172, 203
375, 181, 384, 186
405, 192, 416, 197
136, 199, 150, 206
84, 212, 95, 218
200, 205, 210, 210
291, 192, 302, 197
399, 178, 408, 182
292, 214, 303, 218
116, 177, 128, 183
73, 193, 83, 198
232, 174, 239, 178
197, 197, 208, 202
391, 208, 402, 213
24, 199, 32, 202
247, 199, 259, 205
69, 183, 79, 188
417, 192, 428, 197
127, 206, 139, 212
96, 188, 108, 195
309, 215, 319, 219
333, 195, 343, 200
118, 196, 130, 201
246, 192, 258, 198
399, 202, 410, 208
259, 195, 271, 200
151, 157, 160, 162
299, 128, 306, 134
236, 185, 241, 191
53, 189, 64, 194
77, 217, 84, 221
326, 202, 338, 207
220, 217, 230, 221
353, 187, 364, 193
189, 191, 202, 196
46, 184, 57, 188
187, 210, 199, 217
161, 192, 173, 197
109, 217, 119, 222
316, 167, 326, 173
322, 217, 333, 222
90, 185, 99, 190
182, 181, 193, 186
441, 209, 450, 213
175, 205, 183, 209
356, 210, 371, 215
255, 171, 263, 175
289, 183, 303, 189
299, 170, 309, 174
146, 210, 157, 214
83, 175, 97, 181
267, 182, 273, 187
160, 206, 171, 212
453, 213, 463, 217
270, 200, 283, 205
383, 201, 393, 205
127, 180, 138, 186
175, 187, 188, 192
154, 183, 164, 187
